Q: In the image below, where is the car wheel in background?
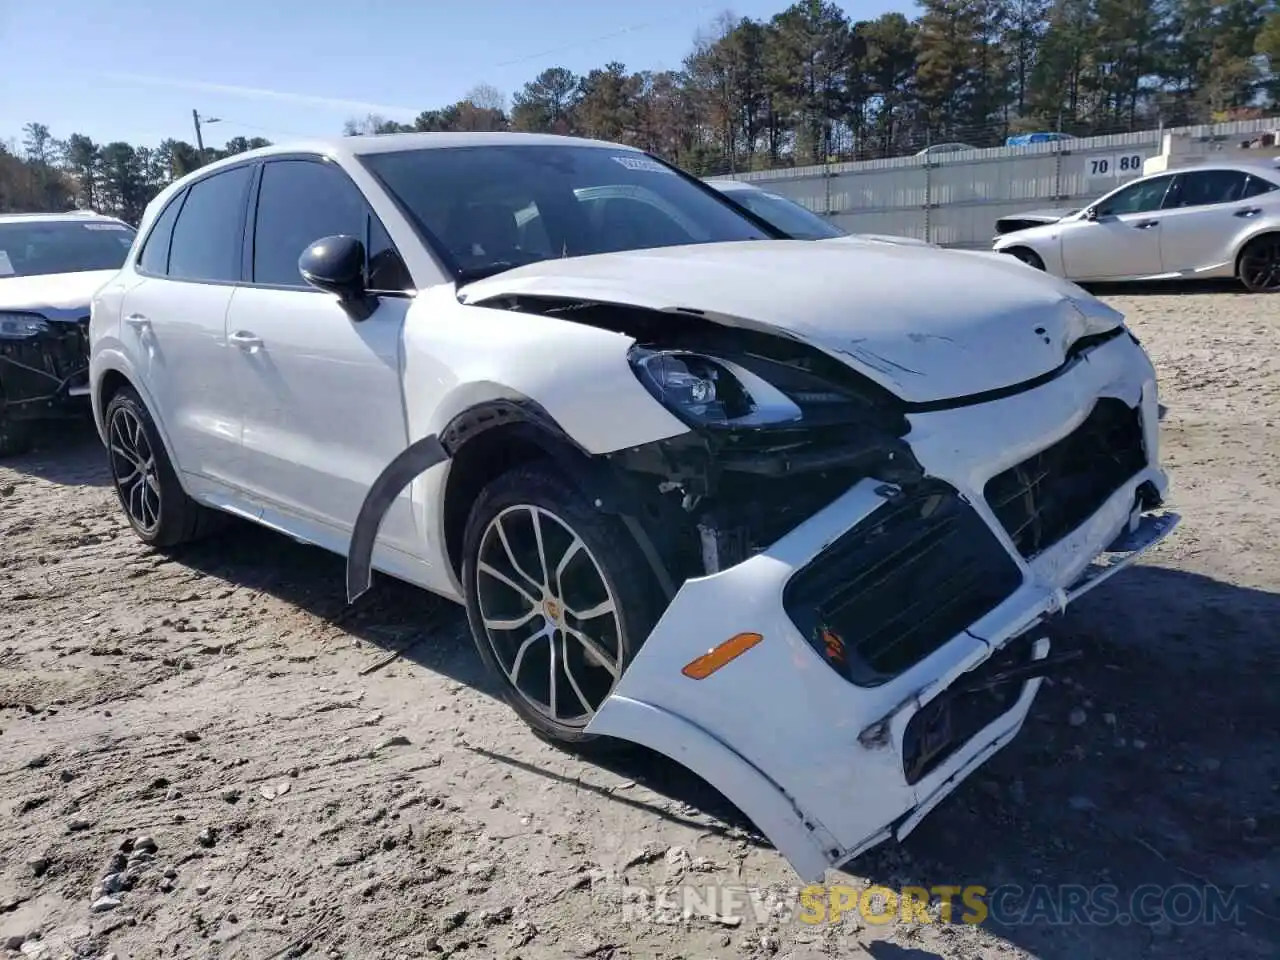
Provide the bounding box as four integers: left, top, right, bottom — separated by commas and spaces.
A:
1237, 234, 1280, 293
461, 461, 664, 752
104, 385, 224, 548
1004, 247, 1046, 271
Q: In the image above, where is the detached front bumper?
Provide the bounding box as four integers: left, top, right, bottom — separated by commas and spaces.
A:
586, 331, 1178, 881
0, 315, 92, 421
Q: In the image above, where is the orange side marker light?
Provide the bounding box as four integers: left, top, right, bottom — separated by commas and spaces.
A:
681, 632, 764, 680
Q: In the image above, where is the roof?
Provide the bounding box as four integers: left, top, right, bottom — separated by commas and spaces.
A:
0, 211, 130, 225
187, 131, 641, 178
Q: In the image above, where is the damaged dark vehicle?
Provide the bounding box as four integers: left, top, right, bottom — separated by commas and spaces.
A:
0, 212, 136, 455
89, 133, 1179, 882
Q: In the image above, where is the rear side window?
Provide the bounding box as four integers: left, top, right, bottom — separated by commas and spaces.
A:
137, 191, 186, 276
167, 166, 253, 283
1167, 170, 1249, 207
1243, 174, 1279, 198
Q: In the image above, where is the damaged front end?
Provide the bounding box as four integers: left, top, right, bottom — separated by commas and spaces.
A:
0, 309, 93, 426
477, 294, 1177, 882
347, 286, 1178, 883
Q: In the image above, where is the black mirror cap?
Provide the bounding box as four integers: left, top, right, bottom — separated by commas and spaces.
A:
299, 235, 376, 320
1084, 206, 1098, 221
299, 234, 366, 297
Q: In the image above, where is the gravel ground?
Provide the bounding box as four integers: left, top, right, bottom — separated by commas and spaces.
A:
1, 285, 1277, 960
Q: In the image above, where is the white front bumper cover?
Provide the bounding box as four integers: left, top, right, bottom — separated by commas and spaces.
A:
585, 333, 1179, 882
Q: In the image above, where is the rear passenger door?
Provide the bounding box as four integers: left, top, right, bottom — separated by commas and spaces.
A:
1156, 169, 1254, 274
224, 156, 420, 559
122, 164, 253, 489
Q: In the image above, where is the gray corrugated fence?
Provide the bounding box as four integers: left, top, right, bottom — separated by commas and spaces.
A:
708, 117, 1280, 248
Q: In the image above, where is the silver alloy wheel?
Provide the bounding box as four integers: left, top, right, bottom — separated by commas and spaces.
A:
475, 504, 624, 728
108, 406, 161, 535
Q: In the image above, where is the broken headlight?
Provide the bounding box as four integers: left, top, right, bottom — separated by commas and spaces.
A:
0, 312, 51, 339
630, 346, 854, 429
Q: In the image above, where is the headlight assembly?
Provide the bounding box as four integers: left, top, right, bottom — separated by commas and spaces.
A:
0, 312, 51, 339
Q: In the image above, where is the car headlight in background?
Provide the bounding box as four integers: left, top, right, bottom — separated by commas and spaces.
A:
0, 312, 51, 339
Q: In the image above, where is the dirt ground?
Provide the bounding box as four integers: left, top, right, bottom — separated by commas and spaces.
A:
1, 284, 1277, 960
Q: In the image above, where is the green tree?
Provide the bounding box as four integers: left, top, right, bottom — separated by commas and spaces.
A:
511, 67, 581, 133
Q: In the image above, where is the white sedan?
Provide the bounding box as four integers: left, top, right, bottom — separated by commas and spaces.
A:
992, 160, 1280, 291
89, 132, 1177, 881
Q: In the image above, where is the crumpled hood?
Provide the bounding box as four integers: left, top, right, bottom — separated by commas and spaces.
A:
459, 240, 1125, 405
0, 270, 117, 317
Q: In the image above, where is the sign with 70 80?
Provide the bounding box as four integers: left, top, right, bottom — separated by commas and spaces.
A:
1086, 153, 1146, 180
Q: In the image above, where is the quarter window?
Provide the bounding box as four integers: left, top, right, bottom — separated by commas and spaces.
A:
137, 190, 186, 276
167, 166, 253, 283
1243, 174, 1278, 198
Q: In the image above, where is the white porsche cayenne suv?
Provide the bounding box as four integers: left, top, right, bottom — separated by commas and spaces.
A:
90, 132, 1178, 881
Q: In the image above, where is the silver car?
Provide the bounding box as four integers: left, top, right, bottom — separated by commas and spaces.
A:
992, 161, 1280, 292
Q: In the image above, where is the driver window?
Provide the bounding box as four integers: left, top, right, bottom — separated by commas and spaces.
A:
253, 159, 410, 292
1096, 176, 1173, 217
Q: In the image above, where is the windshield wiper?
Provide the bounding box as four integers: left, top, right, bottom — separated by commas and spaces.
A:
455, 262, 527, 284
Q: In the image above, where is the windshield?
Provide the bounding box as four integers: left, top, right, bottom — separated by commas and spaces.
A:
726, 190, 845, 240
361, 145, 780, 281
0, 220, 136, 278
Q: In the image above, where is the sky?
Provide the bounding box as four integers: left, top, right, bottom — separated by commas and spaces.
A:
0, 0, 916, 150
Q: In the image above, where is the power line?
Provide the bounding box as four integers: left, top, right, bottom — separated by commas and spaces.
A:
491, 5, 722, 68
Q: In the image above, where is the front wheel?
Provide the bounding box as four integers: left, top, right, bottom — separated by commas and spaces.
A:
1004, 247, 1046, 271
460, 462, 664, 751
1237, 234, 1280, 293
104, 386, 223, 548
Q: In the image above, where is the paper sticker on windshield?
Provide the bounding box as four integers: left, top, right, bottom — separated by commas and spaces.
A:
611, 156, 674, 174
0, 251, 13, 276
83, 223, 129, 231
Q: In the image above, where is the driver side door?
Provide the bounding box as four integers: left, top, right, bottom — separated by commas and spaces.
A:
1060, 174, 1174, 280
224, 157, 421, 560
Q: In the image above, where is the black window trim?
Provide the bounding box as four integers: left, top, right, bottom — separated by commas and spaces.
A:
244, 152, 416, 297
1161, 169, 1254, 211
135, 160, 258, 287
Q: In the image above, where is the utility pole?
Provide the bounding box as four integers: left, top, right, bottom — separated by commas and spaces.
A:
191, 110, 221, 166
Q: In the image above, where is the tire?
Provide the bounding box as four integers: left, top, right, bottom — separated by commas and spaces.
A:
1005, 247, 1045, 271
1236, 234, 1280, 293
460, 460, 665, 752
103, 385, 224, 548
0, 380, 33, 457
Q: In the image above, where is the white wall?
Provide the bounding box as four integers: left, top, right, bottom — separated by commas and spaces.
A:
709, 117, 1280, 248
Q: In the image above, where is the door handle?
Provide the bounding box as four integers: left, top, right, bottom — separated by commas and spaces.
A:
228, 330, 263, 350
1234, 207, 1262, 218
1132, 219, 1159, 229
125, 314, 150, 330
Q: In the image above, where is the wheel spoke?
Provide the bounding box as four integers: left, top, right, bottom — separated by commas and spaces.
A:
531, 508, 551, 592
494, 514, 544, 595
508, 624, 552, 684
567, 597, 615, 620
478, 561, 539, 607
563, 623, 620, 678
561, 633, 596, 715
553, 536, 584, 597
547, 629, 560, 720
482, 606, 540, 631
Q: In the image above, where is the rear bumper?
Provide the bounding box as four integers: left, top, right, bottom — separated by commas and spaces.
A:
0, 317, 91, 421
586, 332, 1178, 881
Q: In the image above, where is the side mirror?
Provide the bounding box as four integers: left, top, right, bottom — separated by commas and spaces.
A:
299, 235, 376, 321
1084, 206, 1098, 221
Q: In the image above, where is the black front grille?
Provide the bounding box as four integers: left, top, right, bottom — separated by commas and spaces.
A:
984, 398, 1146, 559
782, 480, 1024, 687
